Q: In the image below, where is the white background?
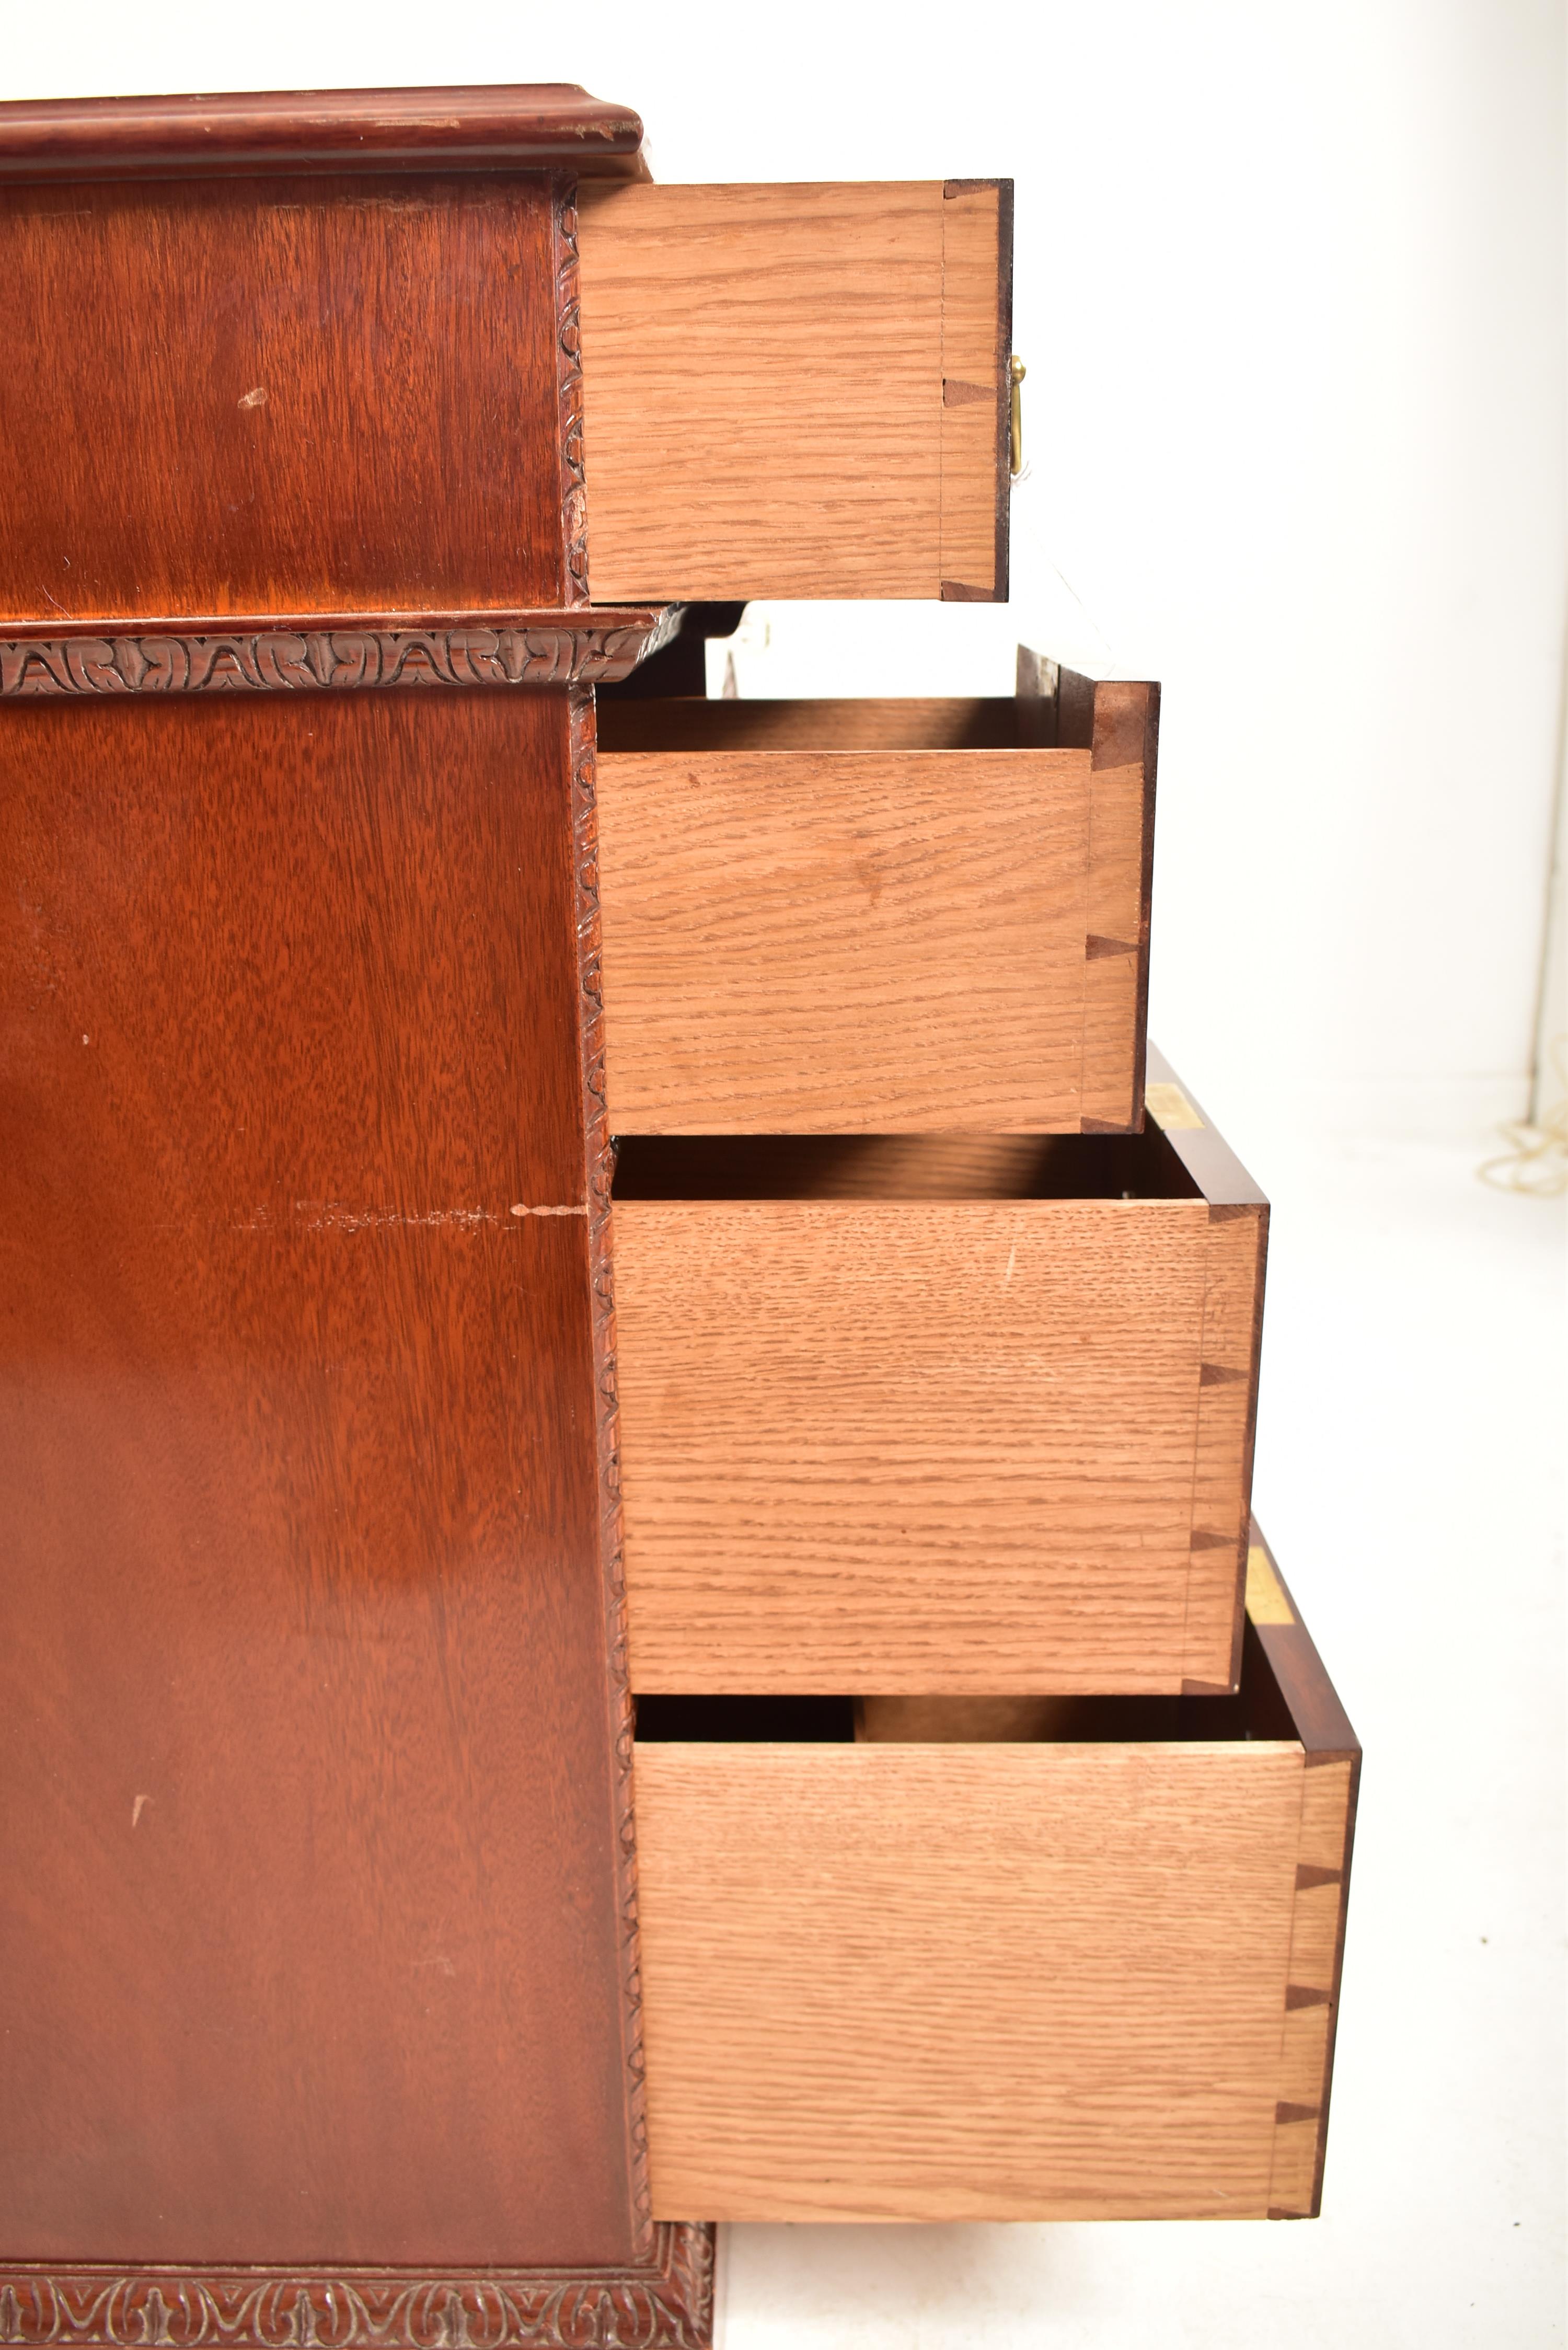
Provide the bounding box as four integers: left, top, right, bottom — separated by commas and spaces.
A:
2, 9, 1562, 2347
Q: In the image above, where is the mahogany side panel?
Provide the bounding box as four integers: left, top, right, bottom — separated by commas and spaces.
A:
0, 690, 638, 2265
0, 174, 564, 623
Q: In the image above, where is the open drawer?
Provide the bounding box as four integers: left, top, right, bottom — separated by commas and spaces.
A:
613, 1048, 1264, 1696
632, 1526, 1358, 2223
577, 180, 1012, 602
595, 661, 1155, 1133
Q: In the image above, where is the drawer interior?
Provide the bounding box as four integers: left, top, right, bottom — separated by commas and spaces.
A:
596, 695, 1044, 753
611, 1125, 1202, 1202
634, 1620, 1299, 1750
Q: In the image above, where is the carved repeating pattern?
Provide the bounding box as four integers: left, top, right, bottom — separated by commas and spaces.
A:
554, 183, 590, 607
0, 620, 678, 699
568, 686, 650, 2245
0, 2229, 714, 2349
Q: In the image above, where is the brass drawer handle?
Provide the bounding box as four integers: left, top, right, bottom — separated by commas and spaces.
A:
1010, 355, 1027, 475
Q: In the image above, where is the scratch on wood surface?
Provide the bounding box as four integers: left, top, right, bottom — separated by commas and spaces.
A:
131, 1795, 149, 1828
229, 1201, 587, 1231
290, 1202, 499, 1232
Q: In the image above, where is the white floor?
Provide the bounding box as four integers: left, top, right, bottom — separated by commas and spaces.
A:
713, 1126, 1566, 2348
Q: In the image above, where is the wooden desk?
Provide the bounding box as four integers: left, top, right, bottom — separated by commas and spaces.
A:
0, 83, 1355, 2350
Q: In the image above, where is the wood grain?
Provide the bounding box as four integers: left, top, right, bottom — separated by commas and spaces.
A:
634, 1739, 1306, 2220
0, 85, 645, 180
615, 1079, 1265, 1693
939, 182, 1008, 599
1184, 1205, 1267, 1690
0, 689, 637, 2265
0, 173, 563, 621
634, 1536, 1357, 2225
597, 745, 1096, 1130
1055, 672, 1158, 1128
1247, 1524, 1361, 2218
578, 182, 1008, 601
616, 1193, 1217, 1692
1268, 1757, 1355, 2215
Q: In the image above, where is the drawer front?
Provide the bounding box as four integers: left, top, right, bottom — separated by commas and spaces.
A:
613, 1068, 1265, 1697
578, 180, 1011, 602
596, 676, 1155, 1134
632, 1546, 1358, 2224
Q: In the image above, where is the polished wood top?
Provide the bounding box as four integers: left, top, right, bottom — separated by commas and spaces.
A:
0, 83, 644, 181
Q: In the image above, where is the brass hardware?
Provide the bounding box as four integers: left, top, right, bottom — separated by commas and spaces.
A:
1245, 1544, 1295, 1626
1009, 355, 1026, 476
1144, 1082, 1205, 1133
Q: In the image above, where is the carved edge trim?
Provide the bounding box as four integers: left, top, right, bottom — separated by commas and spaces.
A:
0, 2226, 716, 2349
568, 687, 651, 2252
553, 180, 590, 608
0, 617, 679, 698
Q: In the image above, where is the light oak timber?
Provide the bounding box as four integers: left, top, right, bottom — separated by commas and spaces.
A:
577, 181, 1010, 602
595, 674, 1155, 1133
1145, 1041, 1269, 1689
939, 181, 1010, 598
613, 1080, 1265, 1697
1076, 682, 1157, 1130
632, 1549, 1359, 2224
598, 744, 1094, 1132
639, 1741, 1301, 2222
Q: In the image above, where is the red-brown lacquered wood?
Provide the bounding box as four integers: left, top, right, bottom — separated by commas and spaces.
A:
0, 174, 566, 622
0, 688, 639, 2266
0, 85, 644, 182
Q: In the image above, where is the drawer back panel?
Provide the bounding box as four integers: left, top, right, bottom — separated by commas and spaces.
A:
632, 1580, 1359, 2226
612, 1121, 1261, 1697
578, 181, 1010, 602
598, 745, 1096, 1131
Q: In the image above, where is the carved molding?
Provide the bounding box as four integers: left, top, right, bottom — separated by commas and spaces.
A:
0, 2228, 715, 2349
0, 614, 679, 699
568, 686, 650, 2245
554, 183, 590, 608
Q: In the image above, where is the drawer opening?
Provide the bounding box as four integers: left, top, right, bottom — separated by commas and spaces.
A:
596, 696, 1046, 754
611, 1127, 1201, 1202
635, 1624, 1300, 1749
